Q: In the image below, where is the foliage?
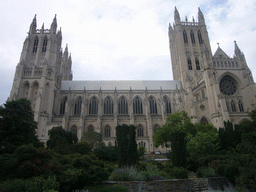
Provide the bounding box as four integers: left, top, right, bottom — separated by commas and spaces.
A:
138, 146, 146, 159
110, 166, 145, 181
0, 99, 42, 153
116, 124, 138, 167
196, 167, 216, 178
94, 145, 118, 162
70, 142, 92, 155
81, 131, 103, 148
141, 164, 166, 181
46, 126, 78, 149
172, 167, 188, 179
86, 185, 128, 192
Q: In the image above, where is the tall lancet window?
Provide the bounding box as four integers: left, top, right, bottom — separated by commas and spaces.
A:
137, 125, 144, 137
104, 96, 113, 114
133, 96, 143, 114
183, 30, 188, 44
104, 125, 111, 138
197, 30, 203, 44
195, 58, 200, 70
164, 96, 171, 114
231, 100, 236, 112
74, 97, 82, 115
187, 58, 192, 70
149, 96, 157, 114
118, 96, 128, 114
89, 96, 98, 115
32, 36, 39, 53
42, 36, 47, 52
190, 30, 196, 44
238, 100, 244, 112
60, 97, 67, 115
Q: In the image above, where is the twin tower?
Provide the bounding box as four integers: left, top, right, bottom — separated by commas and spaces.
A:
9, 8, 256, 152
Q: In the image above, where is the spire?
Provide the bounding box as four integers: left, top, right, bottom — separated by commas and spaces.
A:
51, 14, 57, 34
168, 23, 173, 34
174, 6, 180, 25
41, 22, 44, 34
198, 7, 205, 25
234, 41, 241, 56
64, 44, 68, 57
29, 14, 37, 34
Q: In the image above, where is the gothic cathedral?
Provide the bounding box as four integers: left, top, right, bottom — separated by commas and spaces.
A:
9, 8, 256, 152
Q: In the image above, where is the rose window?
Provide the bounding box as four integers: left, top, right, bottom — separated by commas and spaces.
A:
219, 76, 237, 95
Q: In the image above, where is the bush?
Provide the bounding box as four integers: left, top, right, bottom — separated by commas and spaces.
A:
110, 166, 145, 181
94, 146, 118, 162
18, 161, 38, 179
15, 144, 38, 162
0, 179, 27, 192
172, 167, 188, 179
70, 142, 92, 155
86, 184, 128, 192
141, 164, 166, 181
196, 167, 216, 178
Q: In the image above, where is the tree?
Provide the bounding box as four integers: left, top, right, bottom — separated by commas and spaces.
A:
46, 126, 78, 149
116, 124, 138, 167
0, 99, 42, 153
153, 111, 194, 167
81, 131, 103, 148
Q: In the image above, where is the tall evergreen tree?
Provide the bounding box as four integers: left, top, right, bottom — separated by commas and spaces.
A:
116, 124, 138, 167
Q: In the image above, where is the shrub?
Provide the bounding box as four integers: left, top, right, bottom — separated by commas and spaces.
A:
94, 146, 118, 161
18, 160, 38, 179
172, 167, 188, 179
0, 179, 27, 192
15, 144, 38, 162
110, 166, 145, 181
196, 167, 216, 178
141, 164, 166, 181
92, 170, 111, 183
70, 142, 92, 155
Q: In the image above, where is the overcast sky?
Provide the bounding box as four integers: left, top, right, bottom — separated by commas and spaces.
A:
0, 0, 256, 105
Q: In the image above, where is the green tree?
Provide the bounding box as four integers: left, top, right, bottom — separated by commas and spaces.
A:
0, 99, 42, 153
153, 111, 194, 167
81, 131, 103, 148
116, 124, 138, 167
46, 126, 78, 149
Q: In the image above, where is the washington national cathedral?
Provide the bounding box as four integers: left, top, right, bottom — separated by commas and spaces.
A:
9, 7, 256, 152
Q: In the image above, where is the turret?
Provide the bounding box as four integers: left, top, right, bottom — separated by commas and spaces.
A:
29, 14, 37, 34
51, 14, 57, 34
198, 7, 205, 25
64, 44, 68, 58
174, 6, 180, 25
168, 23, 173, 35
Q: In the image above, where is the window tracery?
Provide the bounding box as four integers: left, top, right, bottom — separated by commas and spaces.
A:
104, 96, 113, 114
60, 97, 67, 115
89, 96, 98, 115
219, 76, 237, 96
190, 30, 196, 44
183, 30, 188, 44
137, 125, 144, 137
149, 96, 157, 114
187, 58, 192, 70
231, 100, 236, 112
197, 30, 203, 44
32, 36, 39, 53
238, 100, 244, 112
74, 97, 82, 115
195, 58, 200, 70
133, 96, 143, 114
42, 36, 47, 52
104, 125, 111, 138
118, 96, 128, 114
164, 96, 171, 114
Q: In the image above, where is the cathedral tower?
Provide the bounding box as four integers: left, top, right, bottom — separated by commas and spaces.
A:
9, 15, 72, 142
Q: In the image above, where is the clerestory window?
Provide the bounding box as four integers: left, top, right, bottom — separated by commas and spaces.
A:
104, 96, 113, 114
89, 96, 98, 115
118, 96, 128, 114
133, 96, 143, 114
149, 96, 157, 114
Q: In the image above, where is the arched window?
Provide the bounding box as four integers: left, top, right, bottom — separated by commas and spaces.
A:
217, 61, 220, 67
137, 125, 144, 137
213, 61, 216, 67
200, 117, 208, 125
149, 96, 157, 114
138, 141, 145, 148
231, 100, 236, 112
60, 97, 67, 115
197, 30, 203, 44
190, 30, 196, 44
224, 62, 227, 67
228, 62, 231, 67
71, 125, 77, 137
104, 96, 113, 114
87, 125, 94, 132
187, 58, 192, 70
89, 96, 98, 115
195, 58, 200, 70
23, 83, 30, 97
164, 96, 171, 114
74, 97, 82, 115
183, 30, 188, 44
32, 36, 39, 53
232, 62, 235, 68
221, 61, 224, 67
42, 36, 47, 52
133, 96, 143, 114
153, 124, 159, 134
118, 96, 128, 114
104, 125, 111, 138
238, 100, 244, 112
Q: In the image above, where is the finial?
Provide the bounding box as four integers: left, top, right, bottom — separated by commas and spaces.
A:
192, 16, 195, 22
185, 16, 188, 22
217, 43, 219, 47
41, 23, 44, 29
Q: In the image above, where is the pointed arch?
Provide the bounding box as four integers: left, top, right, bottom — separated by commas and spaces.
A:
183, 30, 188, 44
137, 124, 144, 137
60, 96, 67, 115
187, 57, 192, 70
138, 141, 145, 148
74, 97, 82, 115
87, 125, 94, 132
200, 117, 209, 125
104, 125, 111, 138
231, 100, 236, 112
104, 96, 113, 114
71, 125, 77, 137
238, 100, 244, 112
190, 30, 196, 44
197, 30, 203, 44
89, 96, 98, 115
118, 96, 128, 114
42, 36, 47, 52
195, 58, 200, 70
32, 36, 39, 52
133, 96, 143, 114
164, 95, 171, 114
149, 96, 157, 114
22, 82, 30, 98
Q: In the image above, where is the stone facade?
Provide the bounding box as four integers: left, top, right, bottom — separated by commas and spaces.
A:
9, 8, 256, 152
